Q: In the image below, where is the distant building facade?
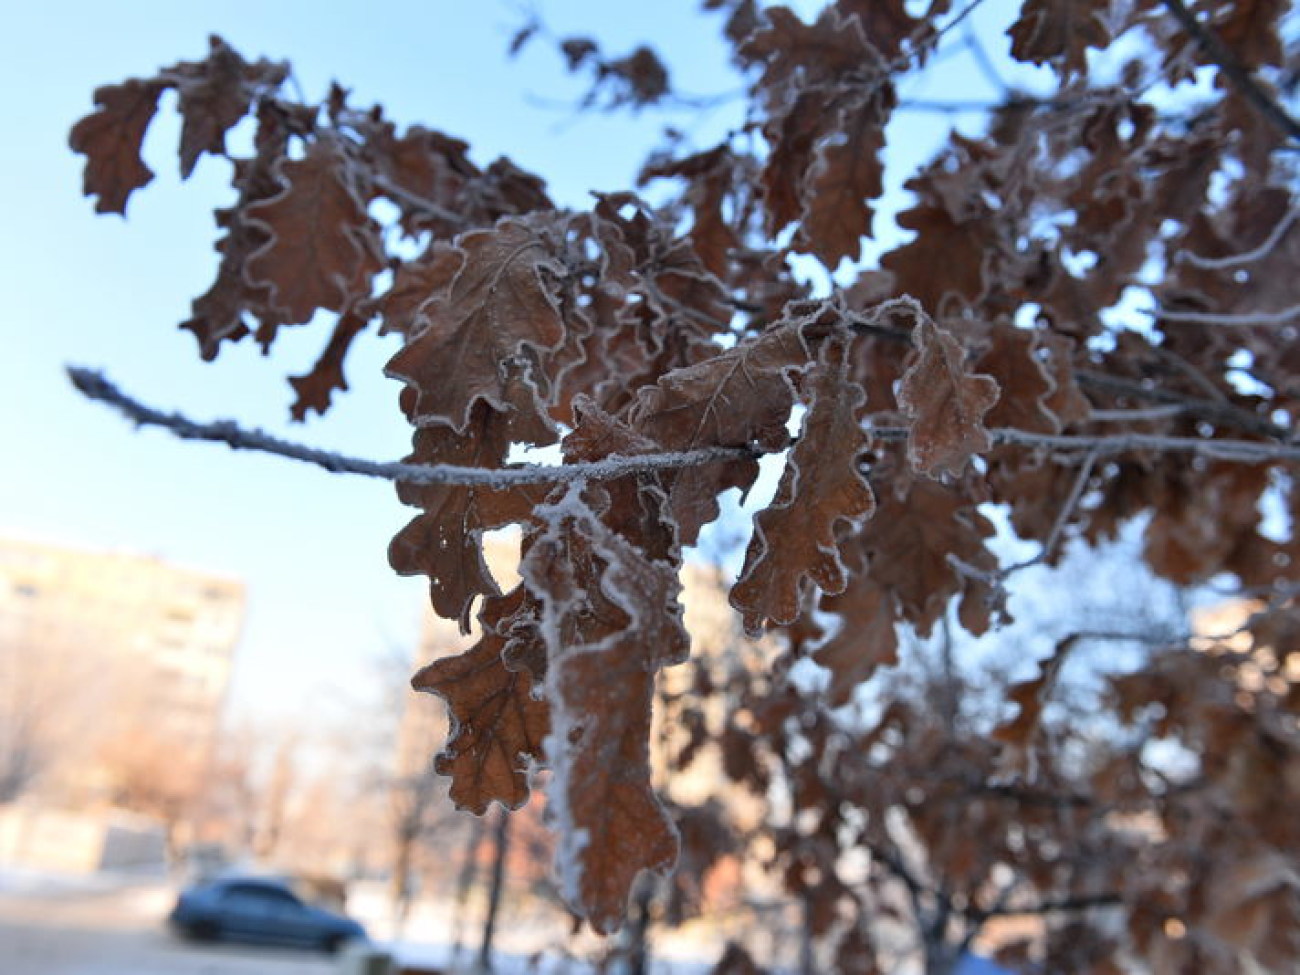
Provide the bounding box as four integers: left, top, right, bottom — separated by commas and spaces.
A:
0, 536, 244, 820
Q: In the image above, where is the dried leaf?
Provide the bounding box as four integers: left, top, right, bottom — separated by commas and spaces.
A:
814, 573, 899, 707
69, 79, 165, 215
898, 314, 1000, 477
244, 134, 385, 324
731, 333, 876, 633
287, 309, 367, 421
1008, 0, 1112, 76
520, 485, 687, 932
164, 36, 289, 178
412, 590, 550, 813
385, 215, 569, 434
797, 87, 893, 267
628, 317, 813, 542
861, 475, 997, 633
993, 635, 1077, 748
389, 403, 549, 630
976, 322, 1060, 434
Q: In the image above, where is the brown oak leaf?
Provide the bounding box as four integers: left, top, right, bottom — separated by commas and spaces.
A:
975, 322, 1060, 434
69, 79, 166, 215
520, 486, 687, 932
898, 313, 1000, 476
1213, 0, 1285, 69
389, 403, 549, 630
993, 635, 1077, 750
243, 134, 385, 325
411, 589, 550, 814
287, 309, 368, 421
797, 87, 893, 268
628, 318, 813, 542
1007, 0, 1112, 77
860, 474, 997, 633
162, 36, 289, 178
814, 570, 899, 707
385, 215, 570, 434
180, 104, 291, 359
730, 333, 876, 634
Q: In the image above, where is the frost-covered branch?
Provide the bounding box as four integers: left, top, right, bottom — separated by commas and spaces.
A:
67, 367, 754, 486
1153, 302, 1300, 326
1182, 207, 1299, 270
1160, 0, 1300, 143
869, 424, 1300, 464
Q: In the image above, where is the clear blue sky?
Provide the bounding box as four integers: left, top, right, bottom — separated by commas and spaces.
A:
0, 1, 1018, 720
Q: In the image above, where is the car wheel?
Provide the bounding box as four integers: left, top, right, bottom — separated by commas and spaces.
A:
322, 934, 346, 954
189, 920, 220, 942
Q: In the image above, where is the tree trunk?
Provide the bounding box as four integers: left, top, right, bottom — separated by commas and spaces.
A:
476, 808, 512, 974
450, 815, 487, 960
622, 874, 655, 975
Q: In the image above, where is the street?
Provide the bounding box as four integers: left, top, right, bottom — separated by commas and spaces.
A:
0, 875, 335, 975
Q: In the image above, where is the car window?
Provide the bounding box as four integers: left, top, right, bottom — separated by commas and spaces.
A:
220, 883, 303, 910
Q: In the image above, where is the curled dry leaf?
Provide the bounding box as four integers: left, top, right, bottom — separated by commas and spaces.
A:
797, 85, 894, 268
287, 309, 368, 421
389, 404, 549, 630
898, 313, 1000, 477
69, 79, 165, 215
1007, 0, 1113, 77
385, 215, 569, 435
521, 485, 687, 933
814, 572, 899, 708
411, 588, 550, 814
628, 318, 812, 542
731, 332, 876, 634
992, 635, 1078, 769
243, 134, 385, 326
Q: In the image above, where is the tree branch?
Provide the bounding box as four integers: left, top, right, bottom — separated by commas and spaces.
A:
963, 891, 1123, 922
1159, 0, 1300, 144
67, 367, 754, 487
868, 424, 1300, 464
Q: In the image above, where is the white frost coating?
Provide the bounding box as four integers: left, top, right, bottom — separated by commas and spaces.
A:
67, 366, 755, 487
519, 480, 684, 921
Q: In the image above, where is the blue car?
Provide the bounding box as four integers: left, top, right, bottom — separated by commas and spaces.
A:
168, 875, 368, 953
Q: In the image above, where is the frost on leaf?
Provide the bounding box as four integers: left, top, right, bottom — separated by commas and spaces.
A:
243, 134, 385, 325
390, 403, 550, 630
69, 79, 165, 215
287, 309, 367, 421
628, 318, 812, 542
898, 313, 1000, 477
731, 333, 876, 634
162, 36, 289, 178
856, 473, 997, 634
385, 215, 570, 434
1007, 0, 1112, 77
814, 569, 899, 708
520, 485, 686, 932
411, 588, 549, 814
797, 87, 893, 268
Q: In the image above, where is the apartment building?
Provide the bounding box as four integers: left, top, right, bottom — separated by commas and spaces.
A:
0, 535, 244, 811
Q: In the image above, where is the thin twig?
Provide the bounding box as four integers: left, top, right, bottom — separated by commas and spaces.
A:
962, 891, 1123, 921
1182, 206, 1299, 269
1151, 302, 1300, 326
868, 424, 1300, 464
1074, 370, 1289, 441
1007, 448, 1100, 574
67, 367, 754, 487
1159, 0, 1300, 143
72, 366, 1300, 499
1086, 406, 1188, 423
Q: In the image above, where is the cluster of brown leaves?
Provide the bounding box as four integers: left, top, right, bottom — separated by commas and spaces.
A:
70, 0, 1300, 956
